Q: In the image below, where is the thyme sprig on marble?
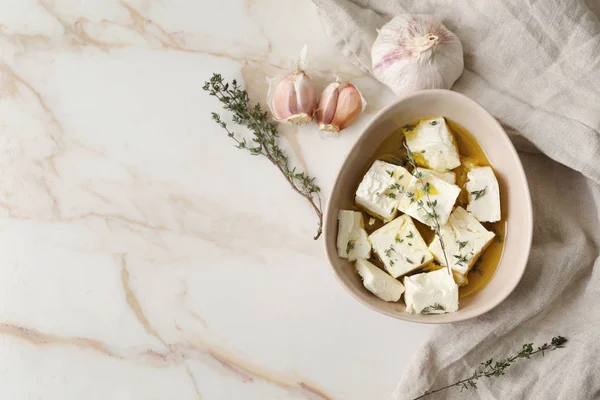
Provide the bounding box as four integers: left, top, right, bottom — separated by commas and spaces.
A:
403, 142, 451, 274
414, 336, 568, 400
203, 74, 323, 239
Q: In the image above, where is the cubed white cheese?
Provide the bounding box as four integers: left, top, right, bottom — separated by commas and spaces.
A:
462, 157, 479, 170
355, 258, 405, 302
453, 271, 469, 286
421, 168, 456, 184
428, 207, 495, 277
403, 268, 459, 314
337, 210, 371, 261
466, 166, 501, 222
355, 160, 413, 221
368, 214, 433, 278
403, 117, 461, 172
397, 171, 461, 227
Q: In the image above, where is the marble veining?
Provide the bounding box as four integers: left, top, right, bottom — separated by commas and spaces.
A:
0, 0, 431, 399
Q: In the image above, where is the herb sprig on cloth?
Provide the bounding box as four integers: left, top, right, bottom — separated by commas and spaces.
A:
414, 336, 567, 399
203, 74, 323, 239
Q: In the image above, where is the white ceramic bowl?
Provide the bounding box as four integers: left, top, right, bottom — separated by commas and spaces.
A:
323, 89, 532, 323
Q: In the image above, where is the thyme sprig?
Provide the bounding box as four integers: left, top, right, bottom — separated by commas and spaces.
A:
414, 336, 567, 399
346, 241, 355, 254
420, 303, 445, 314
470, 186, 487, 200
403, 142, 451, 274
454, 254, 468, 266
203, 74, 323, 239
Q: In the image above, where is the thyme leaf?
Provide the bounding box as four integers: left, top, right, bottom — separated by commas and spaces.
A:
384, 246, 395, 258
421, 303, 445, 314
454, 254, 469, 266
346, 241, 355, 254
470, 186, 487, 200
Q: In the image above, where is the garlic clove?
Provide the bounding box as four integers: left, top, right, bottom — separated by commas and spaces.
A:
316, 81, 340, 126
317, 81, 363, 133
331, 83, 362, 131
270, 70, 316, 125
271, 76, 298, 119
294, 71, 316, 119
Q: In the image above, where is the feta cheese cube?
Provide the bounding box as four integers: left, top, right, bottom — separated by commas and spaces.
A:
453, 271, 469, 286
337, 210, 371, 261
403, 117, 461, 171
398, 171, 461, 227
404, 268, 459, 314
355, 258, 405, 302
428, 207, 495, 277
368, 214, 433, 278
421, 168, 456, 184
355, 160, 413, 221
466, 166, 501, 222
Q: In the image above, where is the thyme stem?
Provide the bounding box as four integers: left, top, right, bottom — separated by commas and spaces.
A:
203, 74, 323, 239
413, 336, 567, 399
403, 142, 451, 275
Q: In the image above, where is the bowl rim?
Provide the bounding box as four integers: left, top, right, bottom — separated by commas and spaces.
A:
323, 88, 533, 324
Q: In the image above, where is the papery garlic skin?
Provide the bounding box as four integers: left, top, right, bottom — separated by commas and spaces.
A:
316, 81, 363, 133
269, 70, 316, 125
371, 14, 464, 96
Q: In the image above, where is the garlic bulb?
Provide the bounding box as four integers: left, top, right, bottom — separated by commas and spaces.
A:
316, 80, 364, 133
268, 61, 316, 126
371, 14, 464, 96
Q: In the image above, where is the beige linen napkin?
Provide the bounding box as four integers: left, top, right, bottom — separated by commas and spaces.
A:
312, 0, 600, 398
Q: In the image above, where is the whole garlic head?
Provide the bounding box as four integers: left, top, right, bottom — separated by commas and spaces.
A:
316, 80, 364, 133
269, 69, 316, 125
371, 14, 464, 96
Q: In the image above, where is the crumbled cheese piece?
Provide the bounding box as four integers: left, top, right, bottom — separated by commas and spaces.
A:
428, 207, 495, 278
397, 171, 461, 227
421, 168, 456, 184
337, 210, 371, 261
368, 217, 376, 226
403, 117, 461, 172
368, 214, 433, 278
453, 271, 469, 286
404, 268, 459, 314
355, 160, 413, 221
355, 258, 405, 302
466, 166, 501, 222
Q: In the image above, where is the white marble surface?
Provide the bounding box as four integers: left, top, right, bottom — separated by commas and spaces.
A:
0, 1, 432, 399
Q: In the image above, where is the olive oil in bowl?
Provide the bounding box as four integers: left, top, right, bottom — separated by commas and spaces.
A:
357, 118, 506, 299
